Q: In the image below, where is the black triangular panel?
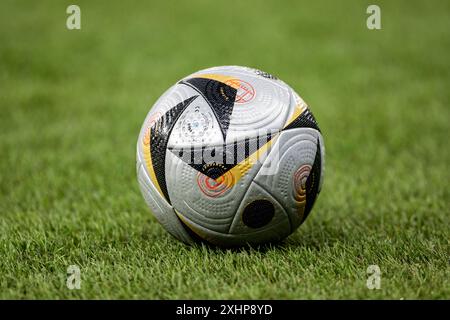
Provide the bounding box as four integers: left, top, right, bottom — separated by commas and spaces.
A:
169, 133, 274, 179
302, 138, 322, 222
149, 95, 198, 203
283, 109, 321, 132
180, 78, 237, 140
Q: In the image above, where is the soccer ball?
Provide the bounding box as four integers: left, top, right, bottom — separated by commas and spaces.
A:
136, 66, 324, 246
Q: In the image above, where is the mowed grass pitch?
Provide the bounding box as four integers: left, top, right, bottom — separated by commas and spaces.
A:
0, 0, 449, 299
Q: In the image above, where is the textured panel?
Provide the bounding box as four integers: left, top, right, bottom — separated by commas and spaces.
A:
253, 128, 324, 230
242, 199, 275, 229
167, 93, 224, 148
166, 151, 240, 233
168, 133, 274, 179
136, 151, 193, 244
180, 77, 237, 140
283, 108, 321, 132
165, 147, 270, 234
303, 138, 322, 222
229, 182, 291, 240
148, 95, 198, 203
186, 66, 292, 143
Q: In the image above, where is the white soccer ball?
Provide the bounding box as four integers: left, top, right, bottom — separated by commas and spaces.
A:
136, 66, 325, 246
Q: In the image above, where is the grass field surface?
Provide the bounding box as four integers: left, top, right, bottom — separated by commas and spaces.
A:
0, 0, 449, 299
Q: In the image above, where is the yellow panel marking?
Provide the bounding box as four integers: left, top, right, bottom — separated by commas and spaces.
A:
283, 104, 307, 128
142, 129, 164, 197
223, 133, 279, 188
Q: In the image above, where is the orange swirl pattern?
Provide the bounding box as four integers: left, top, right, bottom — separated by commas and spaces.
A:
197, 171, 235, 198
293, 164, 311, 216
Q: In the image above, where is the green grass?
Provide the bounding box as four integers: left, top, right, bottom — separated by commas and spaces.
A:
0, 0, 449, 299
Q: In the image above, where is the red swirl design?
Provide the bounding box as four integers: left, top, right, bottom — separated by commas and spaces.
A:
197, 171, 234, 198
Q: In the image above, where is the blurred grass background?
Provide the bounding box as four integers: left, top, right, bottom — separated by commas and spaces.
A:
0, 0, 449, 298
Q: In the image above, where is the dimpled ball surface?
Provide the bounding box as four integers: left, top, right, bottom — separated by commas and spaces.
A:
137, 66, 324, 246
